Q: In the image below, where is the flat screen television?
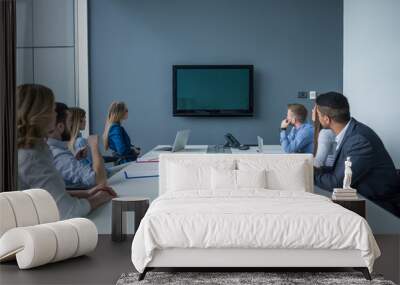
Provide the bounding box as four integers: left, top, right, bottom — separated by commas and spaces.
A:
173, 65, 254, 116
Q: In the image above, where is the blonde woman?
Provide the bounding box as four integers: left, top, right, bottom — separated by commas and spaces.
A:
68, 107, 125, 176
17, 84, 116, 220
102, 102, 140, 164
68, 107, 92, 166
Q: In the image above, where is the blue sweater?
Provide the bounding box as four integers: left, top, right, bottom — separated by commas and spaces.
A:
108, 123, 136, 163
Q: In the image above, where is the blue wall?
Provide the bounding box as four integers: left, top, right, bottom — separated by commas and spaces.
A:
88, 0, 343, 152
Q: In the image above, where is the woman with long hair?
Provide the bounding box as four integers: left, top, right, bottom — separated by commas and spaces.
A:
68, 107, 92, 165
312, 105, 336, 167
102, 102, 140, 164
17, 84, 116, 219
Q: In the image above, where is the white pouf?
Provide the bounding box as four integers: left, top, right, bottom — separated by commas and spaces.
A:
0, 189, 98, 269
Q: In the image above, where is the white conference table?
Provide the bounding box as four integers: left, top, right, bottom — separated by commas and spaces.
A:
88, 144, 283, 234
139, 144, 284, 161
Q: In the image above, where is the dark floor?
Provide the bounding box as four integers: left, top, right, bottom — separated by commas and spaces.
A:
0, 235, 134, 285
0, 235, 399, 285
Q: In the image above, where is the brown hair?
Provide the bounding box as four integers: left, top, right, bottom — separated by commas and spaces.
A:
68, 107, 86, 152
287, 104, 308, 123
102, 102, 128, 150
17, 84, 55, 149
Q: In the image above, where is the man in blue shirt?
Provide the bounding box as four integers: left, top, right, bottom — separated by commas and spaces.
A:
280, 103, 314, 153
47, 103, 108, 188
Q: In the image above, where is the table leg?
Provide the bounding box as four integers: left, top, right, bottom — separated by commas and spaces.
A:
112, 202, 124, 242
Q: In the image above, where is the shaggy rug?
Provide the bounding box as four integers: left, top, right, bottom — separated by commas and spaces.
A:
116, 271, 396, 285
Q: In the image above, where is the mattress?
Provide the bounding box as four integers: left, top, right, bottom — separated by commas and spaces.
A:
131, 190, 380, 273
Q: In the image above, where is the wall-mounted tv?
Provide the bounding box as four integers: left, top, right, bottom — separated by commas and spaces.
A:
173, 65, 254, 116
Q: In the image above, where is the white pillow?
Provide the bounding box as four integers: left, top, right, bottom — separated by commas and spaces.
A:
266, 162, 307, 191
238, 159, 308, 191
237, 169, 267, 189
167, 160, 235, 191
167, 163, 209, 191
211, 169, 267, 190
211, 169, 236, 190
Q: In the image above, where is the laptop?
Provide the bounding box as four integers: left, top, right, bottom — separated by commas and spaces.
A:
257, 136, 264, 153
156, 130, 191, 152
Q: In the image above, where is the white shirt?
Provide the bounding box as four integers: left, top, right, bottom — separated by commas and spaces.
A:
335, 119, 351, 150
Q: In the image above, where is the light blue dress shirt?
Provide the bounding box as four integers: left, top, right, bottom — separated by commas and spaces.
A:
74, 133, 113, 177
335, 119, 352, 150
74, 133, 92, 166
280, 123, 314, 154
47, 138, 96, 188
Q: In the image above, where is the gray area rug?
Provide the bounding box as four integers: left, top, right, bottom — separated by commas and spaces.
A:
116, 272, 396, 285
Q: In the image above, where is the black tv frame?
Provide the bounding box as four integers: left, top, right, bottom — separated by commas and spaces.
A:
173, 65, 254, 117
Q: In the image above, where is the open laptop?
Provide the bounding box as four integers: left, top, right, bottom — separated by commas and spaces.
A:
257, 136, 264, 153
156, 130, 191, 152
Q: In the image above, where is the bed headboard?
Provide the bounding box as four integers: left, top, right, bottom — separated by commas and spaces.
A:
159, 153, 314, 195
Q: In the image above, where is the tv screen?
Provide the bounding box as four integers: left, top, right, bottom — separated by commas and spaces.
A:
173, 65, 254, 116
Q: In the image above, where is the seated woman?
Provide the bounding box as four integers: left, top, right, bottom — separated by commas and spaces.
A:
68, 107, 126, 176
102, 102, 140, 164
312, 105, 336, 167
17, 84, 116, 220
68, 107, 92, 166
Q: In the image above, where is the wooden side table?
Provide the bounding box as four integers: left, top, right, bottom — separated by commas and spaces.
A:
112, 197, 149, 242
332, 199, 366, 218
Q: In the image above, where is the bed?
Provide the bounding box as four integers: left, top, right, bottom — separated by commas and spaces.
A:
131, 154, 380, 280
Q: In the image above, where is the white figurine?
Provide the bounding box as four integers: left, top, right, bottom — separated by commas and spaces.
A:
343, 157, 353, 189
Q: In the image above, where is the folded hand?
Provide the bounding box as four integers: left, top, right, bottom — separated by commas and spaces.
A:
88, 184, 117, 198
281, 119, 290, 129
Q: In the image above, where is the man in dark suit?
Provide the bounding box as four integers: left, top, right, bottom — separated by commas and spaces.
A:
314, 92, 400, 218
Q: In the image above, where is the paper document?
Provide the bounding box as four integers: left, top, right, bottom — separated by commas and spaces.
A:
124, 161, 159, 179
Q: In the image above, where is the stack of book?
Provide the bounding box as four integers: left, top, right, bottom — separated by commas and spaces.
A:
332, 188, 358, 200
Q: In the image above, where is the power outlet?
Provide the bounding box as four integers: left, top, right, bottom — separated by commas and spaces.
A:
298, 91, 308, 99
298, 91, 318, 99
309, 91, 317, 100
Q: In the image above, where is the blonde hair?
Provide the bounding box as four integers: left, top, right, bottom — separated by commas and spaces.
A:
102, 102, 128, 150
17, 84, 55, 149
68, 107, 86, 152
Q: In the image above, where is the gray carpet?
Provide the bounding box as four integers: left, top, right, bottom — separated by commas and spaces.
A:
117, 272, 396, 285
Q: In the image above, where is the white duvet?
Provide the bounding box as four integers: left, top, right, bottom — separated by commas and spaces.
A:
131, 190, 380, 273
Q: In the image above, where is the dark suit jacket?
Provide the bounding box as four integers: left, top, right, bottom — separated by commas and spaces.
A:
314, 118, 400, 217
